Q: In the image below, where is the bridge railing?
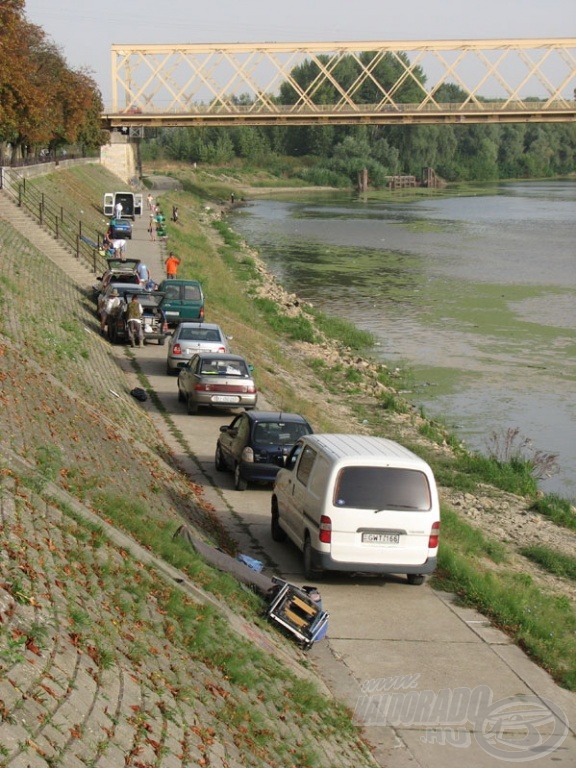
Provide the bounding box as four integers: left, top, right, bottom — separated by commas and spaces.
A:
0, 167, 107, 275
102, 99, 576, 128
105, 99, 576, 115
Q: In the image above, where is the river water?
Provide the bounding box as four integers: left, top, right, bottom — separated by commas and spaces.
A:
230, 182, 576, 501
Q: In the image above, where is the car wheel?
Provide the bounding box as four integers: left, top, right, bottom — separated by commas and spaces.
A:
407, 574, 425, 586
158, 335, 166, 346
234, 464, 248, 491
177, 384, 185, 403
215, 444, 226, 471
303, 536, 323, 580
271, 502, 287, 542
187, 395, 199, 415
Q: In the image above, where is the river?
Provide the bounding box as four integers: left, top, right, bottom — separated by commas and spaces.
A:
230, 181, 576, 501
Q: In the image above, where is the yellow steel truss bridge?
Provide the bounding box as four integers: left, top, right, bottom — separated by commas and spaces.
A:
103, 39, 576, 129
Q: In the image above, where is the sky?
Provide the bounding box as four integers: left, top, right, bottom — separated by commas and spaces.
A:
24, 0, 576, 106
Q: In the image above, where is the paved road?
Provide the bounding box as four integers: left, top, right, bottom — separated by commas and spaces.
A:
119, 195, 576, 767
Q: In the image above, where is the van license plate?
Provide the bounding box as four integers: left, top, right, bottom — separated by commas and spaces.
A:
362, 533, 400, 545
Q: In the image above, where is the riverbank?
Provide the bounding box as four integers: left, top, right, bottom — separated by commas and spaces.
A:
12, 162, 576, 691
150, 164, 576, 688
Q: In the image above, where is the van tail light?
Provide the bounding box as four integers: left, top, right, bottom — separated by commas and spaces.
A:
319, 515, 332, 543
199, 307, 205, 320
173, 343, 182, 355
428, 521, 440, 549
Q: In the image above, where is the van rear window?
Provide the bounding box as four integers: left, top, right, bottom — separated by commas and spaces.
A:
333, 467, 431, 511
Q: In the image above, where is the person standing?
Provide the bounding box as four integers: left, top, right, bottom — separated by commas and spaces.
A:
147, 193, 154, 210
100, 288, 120, 336
115, 200, 123, 220
165, 251, 181, 279
126, 294, 144, 347
136, 261, 150, 286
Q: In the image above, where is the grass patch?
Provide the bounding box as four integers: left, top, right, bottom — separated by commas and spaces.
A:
436, 451, 539, 497
437, 506, 508, 564
529, 494, 576, 530
520, 545, 576, 581
304, 305, 374, 351
92, 491, 263, 615
253, 296, 316, 343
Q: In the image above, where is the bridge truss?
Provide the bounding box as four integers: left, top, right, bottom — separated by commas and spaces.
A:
104, 39, 576, 129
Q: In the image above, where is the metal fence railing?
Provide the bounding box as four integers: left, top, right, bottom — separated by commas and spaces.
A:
0, 166, 107, 275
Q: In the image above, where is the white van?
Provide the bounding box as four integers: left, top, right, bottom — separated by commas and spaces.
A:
271, 434, 440, 584
103, 192, 143, 220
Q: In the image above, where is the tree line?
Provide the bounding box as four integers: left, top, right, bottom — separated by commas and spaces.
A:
2, 9, 575, 185
0, 0, 104, 162
143, 51, 576, 186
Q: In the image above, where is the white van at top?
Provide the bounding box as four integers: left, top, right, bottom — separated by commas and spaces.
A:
271, 434, 440, 584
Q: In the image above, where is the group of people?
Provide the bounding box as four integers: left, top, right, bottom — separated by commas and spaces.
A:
100, 290, 146, 347
99, 193, 184, 348
147, 194, 167, 242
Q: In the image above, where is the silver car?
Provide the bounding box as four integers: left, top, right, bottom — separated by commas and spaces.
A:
177, 353, 257, 415
166, 322, 229, 374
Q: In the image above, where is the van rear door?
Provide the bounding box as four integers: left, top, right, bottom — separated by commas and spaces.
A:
103, 193, 114, 217
328, 465, 437, 567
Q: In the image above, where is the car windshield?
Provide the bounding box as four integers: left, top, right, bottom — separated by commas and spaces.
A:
253, 421, 309, 445
107, 259, 139, 270
333, 467, 432, 511
201, 359, 247, 376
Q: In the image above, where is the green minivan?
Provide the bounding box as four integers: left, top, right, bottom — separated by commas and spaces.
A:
158, 279, 205, 325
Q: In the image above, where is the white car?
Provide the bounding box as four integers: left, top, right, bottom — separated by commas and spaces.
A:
166, 322, 230, 374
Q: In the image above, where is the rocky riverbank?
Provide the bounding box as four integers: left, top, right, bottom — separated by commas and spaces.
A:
210, 193, 576, 609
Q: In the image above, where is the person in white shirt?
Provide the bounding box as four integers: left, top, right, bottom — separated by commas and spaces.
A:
100, 288, 121, 335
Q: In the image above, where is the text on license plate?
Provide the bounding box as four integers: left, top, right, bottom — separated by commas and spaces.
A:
362, 532, 400, 545
212, 395, 240, 403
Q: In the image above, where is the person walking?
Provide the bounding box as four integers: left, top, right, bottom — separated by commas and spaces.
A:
165, 251, 181, 279
147, 193, 154, 210
126, 294, 144, 347
148, 215, 157, 241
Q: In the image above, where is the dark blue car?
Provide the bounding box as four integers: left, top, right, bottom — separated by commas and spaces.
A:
108, 218, 133, 239
215, 411, 313, 490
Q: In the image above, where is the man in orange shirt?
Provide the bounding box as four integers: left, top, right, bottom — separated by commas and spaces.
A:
165, 251, 181, 279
